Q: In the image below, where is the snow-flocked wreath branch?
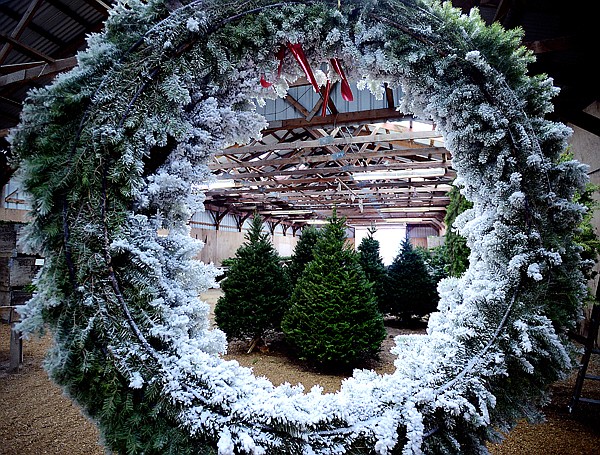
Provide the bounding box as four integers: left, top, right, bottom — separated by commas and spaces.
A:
10, 0, 591, 453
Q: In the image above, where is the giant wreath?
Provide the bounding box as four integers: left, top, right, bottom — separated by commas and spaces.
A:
10, 0, 591, 453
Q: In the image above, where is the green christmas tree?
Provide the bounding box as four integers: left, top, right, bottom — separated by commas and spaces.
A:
214, 214, 290, 349
287, 225, 321, 288
282, 211, 386, 370
444, 184, 473, 277
385, 237, 438, 321
414, 245, 449, 286
357, 225, 388, 313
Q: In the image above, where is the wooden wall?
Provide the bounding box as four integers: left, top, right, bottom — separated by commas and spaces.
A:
191, 227, 301, 266
569, 101, 600, 343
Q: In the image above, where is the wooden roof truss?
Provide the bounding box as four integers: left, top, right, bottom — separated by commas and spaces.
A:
207, 86, 455, 229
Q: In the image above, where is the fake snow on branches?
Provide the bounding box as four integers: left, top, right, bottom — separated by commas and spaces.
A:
9, 0, 590, 453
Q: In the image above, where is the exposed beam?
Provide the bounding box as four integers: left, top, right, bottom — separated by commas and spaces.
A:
227, 191, 451, 202
492, 0, 512, 26
0, 32, 55, 63
283, 93, 310, 117
563, 109, 600, 139
211, 146, 447, 170
212, 174, 455, 188
0, 0, 45, 65
0, 56, 77, 87
1, 61, 52, 73
384, 83, 395, 109
45, 0, 95, 29
81, 0, 112, 16
202, 197, 449, 227
226, 187, 452, 198
0, 94, 21, 107
0, 5, 69, 51
202, 203, 300, 229
211, 200, 448, 217
212, 191, 451, 204
216, 161, 452, 180
242, 201, 451, 212
219, 131, 444, 156
263, 108, 415, 133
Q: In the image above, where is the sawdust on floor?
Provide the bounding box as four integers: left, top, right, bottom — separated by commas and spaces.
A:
1, 288, 598, 454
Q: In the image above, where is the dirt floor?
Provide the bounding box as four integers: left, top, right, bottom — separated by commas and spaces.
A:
1, 288, 599, 454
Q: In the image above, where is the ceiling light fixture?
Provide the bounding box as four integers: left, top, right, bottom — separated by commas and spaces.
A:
383, 217, 439, 223
379, 207, 446, 213
194, 180, 238, 190
260, 209, 313, 215
352, 167, 446, 181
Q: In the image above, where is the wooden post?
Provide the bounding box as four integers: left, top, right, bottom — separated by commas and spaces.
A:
9, 324, 22, 372
7, 305, 23, 372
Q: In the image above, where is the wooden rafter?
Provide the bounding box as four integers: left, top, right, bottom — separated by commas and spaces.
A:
263, 108, 416, 133
204, 104, 454, 229
0, 31, 55, 63
81, 0, 112, 15
0, 0, 45, 65
208, 183, 452, 196
209, 173, 454, 188
384, 83, 395, 109
215, 131, 443, 156
0, 4, 69, 54
215, 161, 452, 180
0, 56, 78, 87
210, 147, 447, 171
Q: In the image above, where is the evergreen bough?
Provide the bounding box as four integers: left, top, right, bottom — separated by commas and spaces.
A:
282, 213, 386, 369
386, 238, 438, 320
9, 0, 592, 452
287, 225, 320, 288
214, 215, 290, 346
415, 244, 450, 288
444, 184, 473, 277
357, 226, 388, 312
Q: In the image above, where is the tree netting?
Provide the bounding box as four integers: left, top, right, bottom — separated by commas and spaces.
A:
10, 0, 590, 453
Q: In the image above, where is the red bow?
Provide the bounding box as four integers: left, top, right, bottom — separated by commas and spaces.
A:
321, 80, 331, 116
260, 46, 287, 88
330, 57, 353, 102
286, 42, 320, 93
260, 44, 354, 108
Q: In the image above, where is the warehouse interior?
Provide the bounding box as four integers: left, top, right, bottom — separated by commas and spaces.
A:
0, 0, 598, 263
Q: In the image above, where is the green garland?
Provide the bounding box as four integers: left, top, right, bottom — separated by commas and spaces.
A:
9, 1, 590, 453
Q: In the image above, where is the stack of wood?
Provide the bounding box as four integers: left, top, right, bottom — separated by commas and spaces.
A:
0, 222, 42, 371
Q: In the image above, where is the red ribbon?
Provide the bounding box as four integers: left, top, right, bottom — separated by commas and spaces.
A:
260, 45, 287, 88
261, 45, 354, 109
287, 42, 320, 93
276, 45, 286, 78
321, 80, 331, 116
330, 57, 353, 102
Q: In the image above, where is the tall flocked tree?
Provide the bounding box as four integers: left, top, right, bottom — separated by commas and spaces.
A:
386, 237, 438, 321
282, 212, 386, 370
214, 214, 290, 349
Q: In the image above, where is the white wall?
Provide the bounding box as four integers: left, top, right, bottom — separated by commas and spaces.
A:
354, 225, 406, 266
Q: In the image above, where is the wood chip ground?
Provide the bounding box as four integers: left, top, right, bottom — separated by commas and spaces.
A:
1, 289, 598, 454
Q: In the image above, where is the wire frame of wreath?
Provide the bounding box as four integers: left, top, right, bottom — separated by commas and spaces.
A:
10, 0, 590, 454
